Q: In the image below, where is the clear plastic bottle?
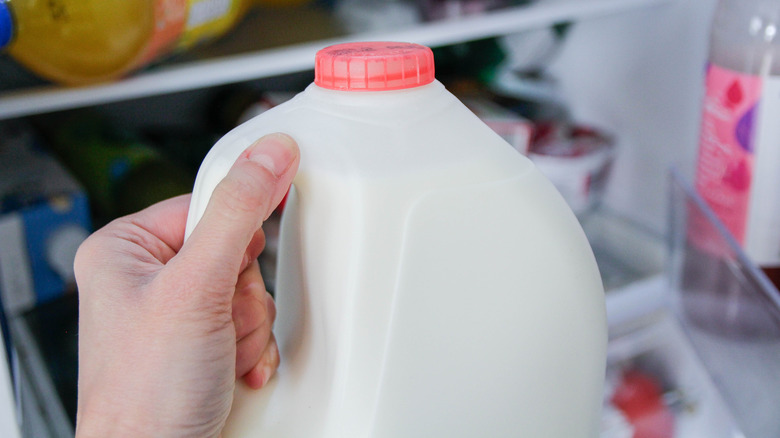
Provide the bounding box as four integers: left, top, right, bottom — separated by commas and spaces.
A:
686, 0, 780, 339
708, 0, 780, 75
0, 0, 257, 85
693, 0, 780, 286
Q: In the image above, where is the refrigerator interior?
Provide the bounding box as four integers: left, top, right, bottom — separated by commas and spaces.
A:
4, 0, 780, 436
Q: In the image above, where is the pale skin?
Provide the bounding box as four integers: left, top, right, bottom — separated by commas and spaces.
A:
74, 133, 300, 437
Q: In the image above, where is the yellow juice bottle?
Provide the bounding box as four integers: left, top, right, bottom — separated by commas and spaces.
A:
0, 0, 260, 86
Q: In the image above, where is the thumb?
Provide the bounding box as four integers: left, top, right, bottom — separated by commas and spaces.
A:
179, 133, 299, 283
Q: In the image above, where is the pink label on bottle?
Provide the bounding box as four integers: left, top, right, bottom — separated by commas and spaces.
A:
693, 64, 762, 254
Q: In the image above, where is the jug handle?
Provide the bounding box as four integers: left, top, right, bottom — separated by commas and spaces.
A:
184, 134, 289, 241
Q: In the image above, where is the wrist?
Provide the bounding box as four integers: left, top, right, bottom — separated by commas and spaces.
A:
76, 390, 227, 438
76, 401, 159, 438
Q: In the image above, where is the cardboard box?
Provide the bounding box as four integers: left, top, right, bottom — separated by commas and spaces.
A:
0, 123, 91, 315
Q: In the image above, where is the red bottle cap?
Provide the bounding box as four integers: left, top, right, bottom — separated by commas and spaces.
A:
314, 42, 435, 91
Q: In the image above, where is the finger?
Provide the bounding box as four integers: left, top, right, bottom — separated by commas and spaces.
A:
74, 194, 193, 280
235, 322, 275, 379
241, 333, 280, 390
121, 194, 193, 253
232, 261, 275, 341
239, 227, 266, 274
179, 133, 299, 285
233, 290, 275, 341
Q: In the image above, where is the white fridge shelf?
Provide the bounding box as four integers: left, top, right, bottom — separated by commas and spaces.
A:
0, 0, 673, 120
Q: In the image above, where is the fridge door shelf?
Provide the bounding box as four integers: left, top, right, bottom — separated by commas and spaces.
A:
592, 169, 780, 438
664, 169, 780, 438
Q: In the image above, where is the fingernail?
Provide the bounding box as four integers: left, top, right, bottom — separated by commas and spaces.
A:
261, 366, 274, 387
265, 294, 276, 319
246, 133, 297, 178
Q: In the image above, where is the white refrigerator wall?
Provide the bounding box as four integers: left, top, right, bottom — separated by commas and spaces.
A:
548, 0, 717, 233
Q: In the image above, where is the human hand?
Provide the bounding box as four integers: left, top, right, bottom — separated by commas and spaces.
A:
74, 133, 300, 438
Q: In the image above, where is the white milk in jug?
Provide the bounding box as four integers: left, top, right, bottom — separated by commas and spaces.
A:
185, 42, 607, 438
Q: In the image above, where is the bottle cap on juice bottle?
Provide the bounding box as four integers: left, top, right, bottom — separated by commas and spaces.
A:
0, 2, 12, 49
314, 42, 435, 91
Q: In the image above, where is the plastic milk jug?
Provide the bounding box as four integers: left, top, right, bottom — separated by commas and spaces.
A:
185, 42, 607, 438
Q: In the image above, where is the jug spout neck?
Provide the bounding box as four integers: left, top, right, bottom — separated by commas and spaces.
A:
304, 80, 448, 108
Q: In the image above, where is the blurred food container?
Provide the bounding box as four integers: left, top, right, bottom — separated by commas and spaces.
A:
334, 0, 420, 33
461, 95, 533, 154
0, 123, 91, 316
41, 113, 193, 220
419, 0, 531, 20
528, 122, 615, 217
